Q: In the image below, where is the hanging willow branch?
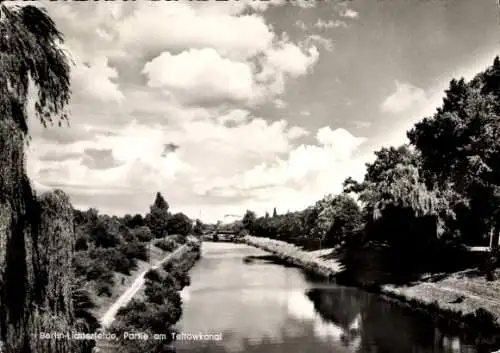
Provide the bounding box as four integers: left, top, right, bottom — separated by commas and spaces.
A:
0, 4, 72, 135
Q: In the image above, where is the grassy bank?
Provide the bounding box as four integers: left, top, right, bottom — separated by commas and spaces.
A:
377, 272, 500, 345
242, 235, 500, 348
239, 235, 343, 278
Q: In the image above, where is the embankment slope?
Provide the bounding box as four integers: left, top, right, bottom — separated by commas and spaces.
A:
242, 235, 500, 329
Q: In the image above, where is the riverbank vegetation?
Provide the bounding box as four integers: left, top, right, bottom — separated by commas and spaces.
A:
239, 57, 500, 342
108, 240, 201, 353
240, 56, 500, 282
243, 235, 500, 350
72, 192, 202, 352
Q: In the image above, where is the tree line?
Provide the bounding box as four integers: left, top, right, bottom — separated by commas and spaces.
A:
240, 57, 500, 280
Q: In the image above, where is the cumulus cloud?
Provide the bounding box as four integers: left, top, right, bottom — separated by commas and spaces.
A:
265, 43, 319, 77
380, 81, 428, 114
253, 42, 320, 100
144, 39, 320, 107
30, 123, 96, 145
30, 126, 191, 198
29, 110, 316, 221
43, 3, 125, 61
117, 5, 275, 60
287, 126, 309, 139
274, 98, 287, 109
71, 56, 124, 104
25, 0, 344, 222
39, 151, 81, 162
194, 127, 368, 216
217, 109, 251, 125
296, 20, 308, 30
81, 148, 123, 170
341, 9, 359, 19
304, 35, 334, 52
315, 19, 347, 29
143, 49, 255, 106
353, 120, 372, 129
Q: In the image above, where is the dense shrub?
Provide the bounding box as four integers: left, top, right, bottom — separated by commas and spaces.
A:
120, 225, 138, 243
89, 248, 136, 275
171, 269, 190, 288
85, 259, 112, 281
173, 234, 187, 244
90, 217, 122, 248
123, 214, 145, 229
167, 213, 193, 236
119, 241, 148, 262
76, 255, 115, 297
154, 238, 177, 252
163, 288, 182, 308
95, 278, 113, 297
115, 299, 181, 334
132, 226, 153, 242
144, 269, 162, 283
144, 281, 168, 304
75, 235, 89, 251
161, 272, 177, 288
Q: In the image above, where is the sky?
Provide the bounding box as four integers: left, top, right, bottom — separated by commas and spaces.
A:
22, 0, 499, 223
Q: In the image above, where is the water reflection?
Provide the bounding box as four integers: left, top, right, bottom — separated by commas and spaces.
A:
175, 242, 481, 353
307, 286, 482, 353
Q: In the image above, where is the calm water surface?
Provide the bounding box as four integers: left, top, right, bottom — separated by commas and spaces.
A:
175, 242, 480, 353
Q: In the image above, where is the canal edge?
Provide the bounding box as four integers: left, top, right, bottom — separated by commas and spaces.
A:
238, 235, 500, 350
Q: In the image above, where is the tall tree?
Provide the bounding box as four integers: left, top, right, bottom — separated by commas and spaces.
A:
407, 57, 500, 246
272, 207, 277, 217
153, 192, 169, 210
0, 3, 75, 352
145, 192, 170, 238
242, 210, 257, 234
193, 219, 204, 236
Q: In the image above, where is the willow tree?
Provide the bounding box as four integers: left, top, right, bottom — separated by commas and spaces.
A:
408, 57, 500, 247
0, 3, 72, 352
353, 163, 453, 248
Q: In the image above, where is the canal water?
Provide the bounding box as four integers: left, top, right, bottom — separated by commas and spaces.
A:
175, 242, 480, 353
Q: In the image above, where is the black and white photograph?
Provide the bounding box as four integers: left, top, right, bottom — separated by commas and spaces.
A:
0, 0, 499, 352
